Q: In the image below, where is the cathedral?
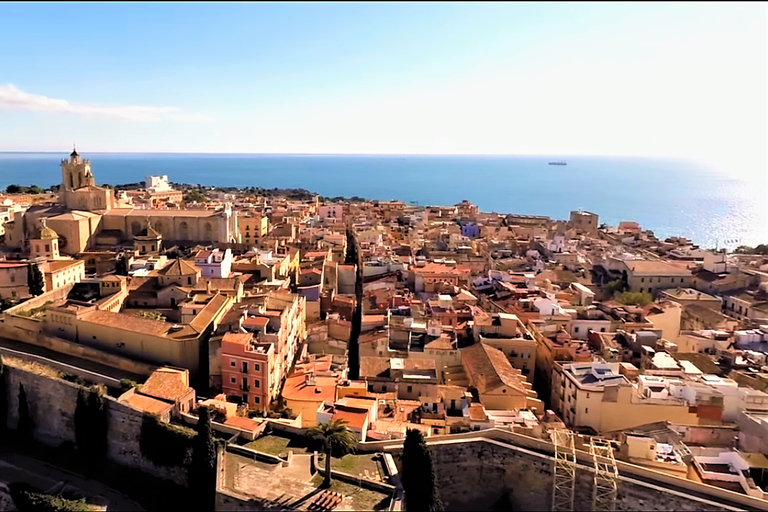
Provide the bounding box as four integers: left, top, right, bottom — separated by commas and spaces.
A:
4, 150, 238, 255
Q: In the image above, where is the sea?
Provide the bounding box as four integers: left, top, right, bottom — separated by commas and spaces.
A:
0, 152, 765, 249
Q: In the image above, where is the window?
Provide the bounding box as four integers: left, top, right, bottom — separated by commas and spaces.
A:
382, 385, 387, 392
254, 363, 260, 372
600, 328, 606, 332
254, 380, 260, 388
641, 278, 645, 283
639, 288, 643, 293
187, 277, 192, 285
407, 385, 412, 393
230, 360, 236, 367
45, 244, 49, 252
10, 276, 14, 283
574, 327, 579, 333
585, 408, 589, 414
254, 396, 260, 404
230, 377, 236, 384
242, 362, 248, 372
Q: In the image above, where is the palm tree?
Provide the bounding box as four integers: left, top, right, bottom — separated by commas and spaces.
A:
309, 418, 358, 487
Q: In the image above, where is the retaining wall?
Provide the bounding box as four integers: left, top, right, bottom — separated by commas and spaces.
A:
359, 429, 768, 512
2, 362, 189, 487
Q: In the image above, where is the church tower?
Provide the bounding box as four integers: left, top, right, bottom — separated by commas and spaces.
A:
59, 148, 112, 211
60, 147, 95, 196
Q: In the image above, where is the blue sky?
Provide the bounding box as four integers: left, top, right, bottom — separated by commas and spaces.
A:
0, 2, 765, 173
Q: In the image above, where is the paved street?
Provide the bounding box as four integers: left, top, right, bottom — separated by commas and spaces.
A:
0, 336, 147, 384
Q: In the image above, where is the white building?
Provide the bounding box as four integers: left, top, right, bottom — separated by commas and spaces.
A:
194, 248, 232, 278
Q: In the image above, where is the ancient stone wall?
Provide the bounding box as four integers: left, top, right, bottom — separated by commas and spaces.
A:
389, 439, 741, 512
2, 363, 189, 487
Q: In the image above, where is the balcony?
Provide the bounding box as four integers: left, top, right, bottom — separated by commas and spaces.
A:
241, 384, 250, 392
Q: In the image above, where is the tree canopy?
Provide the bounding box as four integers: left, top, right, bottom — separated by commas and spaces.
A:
402, 428, 443, 512
5, 184, 45, 195
189, 406, 217, 511
309, 418, 357, 487
616, 291, 653, 306
27, 263, 45, 296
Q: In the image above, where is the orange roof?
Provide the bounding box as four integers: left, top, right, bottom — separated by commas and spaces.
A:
158, 258, 200, 276
140, 368, 192, 403
223, 332, 254, 345
332, 405, 368, 430
469, 403, 488, 422
81, 309, 170, 336
243, 316, 269, 329
121, 392, 174, 416
282, 374, 337, 403
224, 416, 261, 431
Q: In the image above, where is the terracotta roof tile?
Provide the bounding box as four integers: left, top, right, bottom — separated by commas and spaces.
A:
121, 392, 174, 416
460, 343, 528, 395
140, 368, 192, 403
158, 259, 200, 277
332, 405, 368, 430
81, 309, 170, 336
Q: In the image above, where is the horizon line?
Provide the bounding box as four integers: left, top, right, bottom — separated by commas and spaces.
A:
0, 149, 700, 161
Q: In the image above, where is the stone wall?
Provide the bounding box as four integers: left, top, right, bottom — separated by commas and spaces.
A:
2, 363, 189, 487
378, 434, 763, 512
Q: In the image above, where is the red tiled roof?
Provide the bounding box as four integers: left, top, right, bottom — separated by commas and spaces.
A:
121, 392, 174, 416
224, 416, 261, 431
158, 258, 200, 276
140, 368, 192, 403
461, 343, 528, 395
332, 405, 368, 430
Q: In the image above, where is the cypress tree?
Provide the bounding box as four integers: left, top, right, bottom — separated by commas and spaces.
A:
76, 387, 108, 467
402, 428, 443, 512
17, 384, 33, 443
189, 406, 217, 510
345, 225, 361, 380
26, 263, 45, 296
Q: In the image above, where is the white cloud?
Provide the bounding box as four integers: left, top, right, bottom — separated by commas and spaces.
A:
0, 83, 213, 122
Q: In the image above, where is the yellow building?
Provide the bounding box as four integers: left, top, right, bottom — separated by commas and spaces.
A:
237, 211, 269, 245
552, 361, 699, 433
43, 259, 85, 293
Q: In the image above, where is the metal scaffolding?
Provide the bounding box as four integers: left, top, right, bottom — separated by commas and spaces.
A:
551, 429, 577, 512
589, 438, 619, 512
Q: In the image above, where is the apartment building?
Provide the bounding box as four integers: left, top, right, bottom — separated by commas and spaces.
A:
552, 362, 699, 434
221, 332, 277, 410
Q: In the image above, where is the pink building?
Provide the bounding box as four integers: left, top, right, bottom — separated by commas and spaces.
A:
221, 332, 276, 411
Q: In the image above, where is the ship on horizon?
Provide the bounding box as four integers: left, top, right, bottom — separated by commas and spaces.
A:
548, 160, 567, 166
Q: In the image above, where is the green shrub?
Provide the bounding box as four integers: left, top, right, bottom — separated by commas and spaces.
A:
616, 291, 653, 306
119, 378, 141, 391
139, 414, 195, 467
9, 482, 95, 512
